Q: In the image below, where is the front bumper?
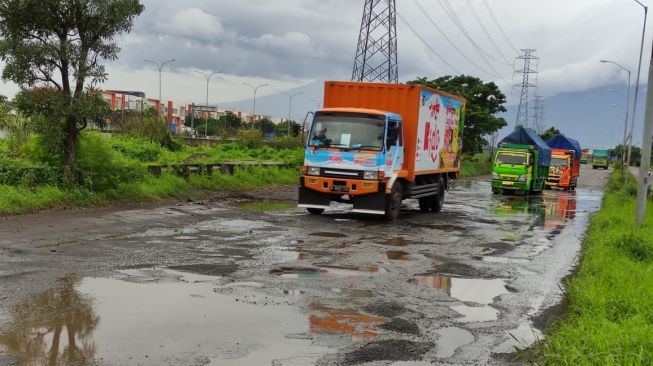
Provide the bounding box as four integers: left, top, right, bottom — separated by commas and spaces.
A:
298, 176, 387, 214
491, 179, 529, 191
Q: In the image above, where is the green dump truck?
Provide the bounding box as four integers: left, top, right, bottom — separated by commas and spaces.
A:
592, 149, 609, 170
492, 127, 551, 195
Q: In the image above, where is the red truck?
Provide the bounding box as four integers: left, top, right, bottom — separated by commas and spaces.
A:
545, 135, 582, 190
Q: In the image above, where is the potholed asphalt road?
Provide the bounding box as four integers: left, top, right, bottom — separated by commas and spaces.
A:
0, 166, 611, 366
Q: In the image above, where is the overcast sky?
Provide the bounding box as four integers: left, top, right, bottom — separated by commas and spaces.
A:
0, 0, 651, 116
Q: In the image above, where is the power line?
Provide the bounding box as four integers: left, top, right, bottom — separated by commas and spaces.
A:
465, 0, 513, 64
482, 0, 519, 54
411, 0, 497, 77
435, 0, 512, 68
397, 10, 461, 74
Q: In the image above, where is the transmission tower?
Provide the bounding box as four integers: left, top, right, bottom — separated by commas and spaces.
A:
514, 49, 538, 128
530, 94, 545, 133
352, 0, 398, 83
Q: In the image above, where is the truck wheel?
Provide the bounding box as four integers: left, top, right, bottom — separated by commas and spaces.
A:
385, 183, 402, 221
418, 198, 430, 212
431, 177, 445, 213
307, 208, 324, 215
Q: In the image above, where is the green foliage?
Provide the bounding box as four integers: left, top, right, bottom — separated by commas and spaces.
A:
460, 153, 492, 177
0, 0, 144, 172
75, 132, 144, 191
237, 129, 264, 148
533, 171, 653, 365
410, 75, 508, 154
250, 118, 276, 134
539, 127, 561, 141
111, 109, 180, 151
185, 113, 243, 137
110, 135, 161, 162
0, 112, 30, 154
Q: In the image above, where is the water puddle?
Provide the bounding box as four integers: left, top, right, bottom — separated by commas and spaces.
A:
386, 251, 410, 260
237, 201, 296, 212
331, 288, 374, 298
494, 323, 543, 353
194, 219, 273, 233
309, 305, 389, 341
450, 304, 499, 322
310, 232, 348, 238
279, 265, 386, 281
481, 256, 530, 264
0, 273, 333, 365
413, 276, 509, 305
433, 327, 475, 358
381, 237, 413, 246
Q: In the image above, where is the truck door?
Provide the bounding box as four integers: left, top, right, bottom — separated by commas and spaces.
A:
385, 119, 404, 174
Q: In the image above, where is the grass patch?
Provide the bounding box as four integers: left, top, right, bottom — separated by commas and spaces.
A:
0, 167, 299, 216
237, 201, 296, 212
531, 171, 653, 365
461, 153, 492, 177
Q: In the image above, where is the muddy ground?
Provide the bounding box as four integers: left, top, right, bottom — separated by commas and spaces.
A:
0, 166, 611, 365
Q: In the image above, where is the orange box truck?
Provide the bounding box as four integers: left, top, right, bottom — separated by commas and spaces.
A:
298, 81, 466, 220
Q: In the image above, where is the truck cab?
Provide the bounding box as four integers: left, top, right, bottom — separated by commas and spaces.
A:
492, 145, 539, 193
546, 150, 577, 189
299, 108, 405, 218
592, 150, 609, 169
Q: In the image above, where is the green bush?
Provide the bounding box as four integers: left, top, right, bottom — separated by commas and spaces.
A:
110, 135, 162, 162
75, 132, 145, 191
237, 129, 263, 148
460, 153, 492, 177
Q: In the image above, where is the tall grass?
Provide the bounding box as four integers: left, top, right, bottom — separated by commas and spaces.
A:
532, 171, 653, 365
460, 153, 492, 177
0, 167, 299, 216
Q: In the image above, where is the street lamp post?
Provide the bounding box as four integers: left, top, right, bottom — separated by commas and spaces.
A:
196, 70, 221, 138
631, 0, 648, 173
608, 88, 631, 168
145, 59, 175, 113
601, 60, 632, 169
242, 83, 269, 132
610, 103, 629, 173
281, 91, 302, 136
309, 98, 322, 110
636, 4, 653, 225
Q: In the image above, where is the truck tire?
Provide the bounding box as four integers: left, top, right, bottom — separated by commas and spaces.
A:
385, 183, 402, 221
307, 208, 325, 215
431, 177, 445, 213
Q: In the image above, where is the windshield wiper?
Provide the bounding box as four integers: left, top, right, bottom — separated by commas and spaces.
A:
351, 145, 381, 150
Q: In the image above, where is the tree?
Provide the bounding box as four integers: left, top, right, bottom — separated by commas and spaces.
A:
0, 0, 144, 179
410, 75, 507, 154
251, 118, 276, 134
539, 127, 561, 141
275, 120, 299, 137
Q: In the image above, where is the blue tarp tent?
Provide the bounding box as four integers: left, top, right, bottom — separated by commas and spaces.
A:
499, 127, 552, 167
546, 135, 581, 158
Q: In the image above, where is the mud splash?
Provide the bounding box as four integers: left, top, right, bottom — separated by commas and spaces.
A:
385, 251, 410, 260
381, 237, 413, 246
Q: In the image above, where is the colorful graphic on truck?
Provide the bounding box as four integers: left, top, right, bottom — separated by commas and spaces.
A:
416, 91, 464, 171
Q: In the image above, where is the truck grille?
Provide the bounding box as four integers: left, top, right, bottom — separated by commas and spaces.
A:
500, 174, 518, 181
320, 168, 364, 179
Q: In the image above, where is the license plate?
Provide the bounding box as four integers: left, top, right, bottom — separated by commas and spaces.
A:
331, 186, 349, 192
503, 181, 514, 186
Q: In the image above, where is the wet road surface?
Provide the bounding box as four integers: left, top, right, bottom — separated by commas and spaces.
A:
0, 166, 611, 365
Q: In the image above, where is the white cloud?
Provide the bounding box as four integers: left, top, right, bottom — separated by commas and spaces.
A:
158, 8, 224, 42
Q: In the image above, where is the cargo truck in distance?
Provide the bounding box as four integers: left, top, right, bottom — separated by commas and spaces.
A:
580, 150, 589, 164
592, 149, 610, 169
492, 127, 551, 195
298, 81, 466, 220
545, 135, 582, 190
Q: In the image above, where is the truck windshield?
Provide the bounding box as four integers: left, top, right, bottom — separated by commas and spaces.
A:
309, 114, 385, 151
495, 153, 528, 165
551, 157, 568, 167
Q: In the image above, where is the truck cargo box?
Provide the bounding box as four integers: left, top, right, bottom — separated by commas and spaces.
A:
546, 135, 582, 158
499, 127, 551, 167
323, 81, 466, 180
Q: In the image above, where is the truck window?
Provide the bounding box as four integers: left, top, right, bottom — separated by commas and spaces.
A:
309, 114, 385, 151
386, 120, 402, 147
495, 153, 528, 166
551, 157, 568, 167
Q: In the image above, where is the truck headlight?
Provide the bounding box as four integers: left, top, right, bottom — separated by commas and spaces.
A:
364, 171, 379, 180
308, 166, 320, 176
492, 172, 499, 179
519, 175, 527, 182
